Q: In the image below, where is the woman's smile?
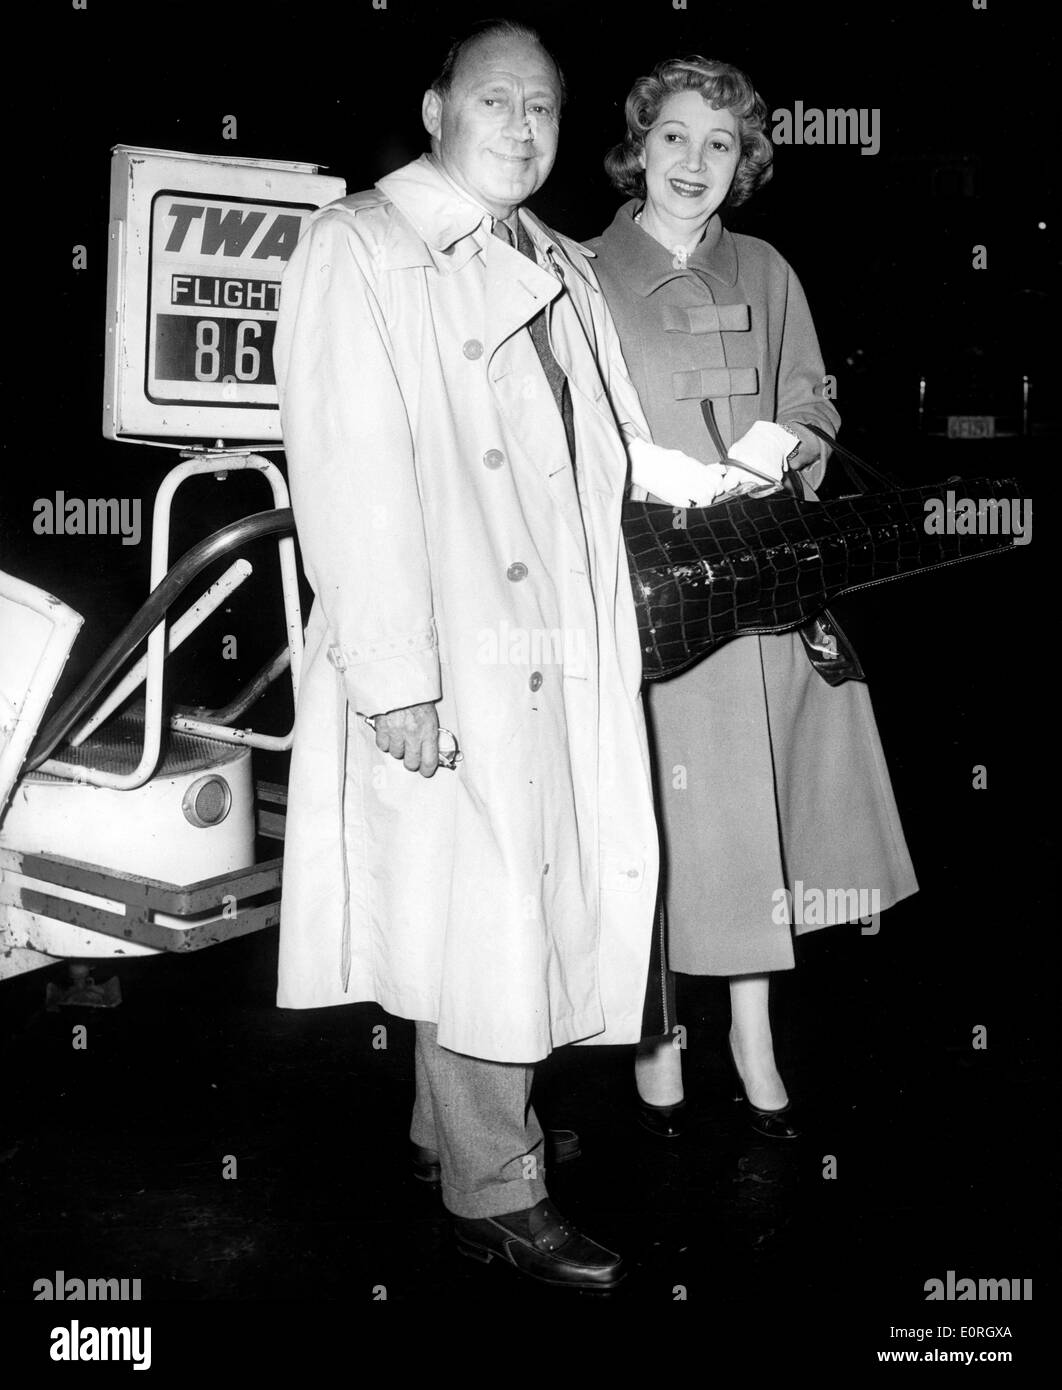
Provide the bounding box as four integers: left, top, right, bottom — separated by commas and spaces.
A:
637, 90, 742, 250
669, 176, 709, 197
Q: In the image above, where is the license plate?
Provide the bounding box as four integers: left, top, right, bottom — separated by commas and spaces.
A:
947, 415, 996, 439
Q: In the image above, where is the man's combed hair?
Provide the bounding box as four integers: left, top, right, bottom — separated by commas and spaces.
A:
604, 56, 772, 207
430, 18, 567, 106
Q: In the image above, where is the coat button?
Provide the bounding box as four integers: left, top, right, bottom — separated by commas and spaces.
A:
506, 562, 528, 582
462, 339, 484, 360
529, 671, 543, 691
483, 449, 505, 469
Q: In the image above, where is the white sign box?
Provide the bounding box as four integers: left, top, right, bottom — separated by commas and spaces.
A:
104, 146, 345, 443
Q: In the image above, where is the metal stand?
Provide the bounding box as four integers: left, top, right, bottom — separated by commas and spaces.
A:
37, 450, 304, 788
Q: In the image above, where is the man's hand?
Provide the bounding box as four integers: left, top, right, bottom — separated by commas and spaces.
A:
372, 702, 440, 778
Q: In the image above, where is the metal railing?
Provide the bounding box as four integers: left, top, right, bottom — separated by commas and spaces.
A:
27, 508, 295, 778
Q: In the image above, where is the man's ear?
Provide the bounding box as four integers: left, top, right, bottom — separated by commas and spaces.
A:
422, 89, 443, 139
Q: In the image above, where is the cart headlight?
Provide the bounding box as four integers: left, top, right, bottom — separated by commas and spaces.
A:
182, 774, 232, 828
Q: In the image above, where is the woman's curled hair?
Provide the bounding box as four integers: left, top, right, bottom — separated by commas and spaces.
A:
605, 55, 773, 207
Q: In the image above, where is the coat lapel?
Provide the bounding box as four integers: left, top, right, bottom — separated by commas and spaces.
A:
483, 231, 561, 365
486, 250, 590, 559
375, 158, 602, 560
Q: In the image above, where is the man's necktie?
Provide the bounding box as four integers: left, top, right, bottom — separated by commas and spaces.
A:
493, 218, 576, 465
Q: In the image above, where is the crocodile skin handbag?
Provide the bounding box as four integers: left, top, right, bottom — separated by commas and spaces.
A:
623, 420, 1021, 682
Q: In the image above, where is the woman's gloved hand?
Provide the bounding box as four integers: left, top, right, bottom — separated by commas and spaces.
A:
725, 420, 803, 489
627, 436, 732, 507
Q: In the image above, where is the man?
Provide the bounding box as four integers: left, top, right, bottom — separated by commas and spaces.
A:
274, 19, 703, 1290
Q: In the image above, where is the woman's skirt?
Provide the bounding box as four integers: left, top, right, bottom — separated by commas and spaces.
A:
647, 628, 918, 975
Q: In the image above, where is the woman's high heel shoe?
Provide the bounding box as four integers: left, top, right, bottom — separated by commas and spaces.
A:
727, 1040, 801, 1141
635, 1094, 686, 1139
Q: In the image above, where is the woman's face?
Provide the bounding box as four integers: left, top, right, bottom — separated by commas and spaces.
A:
639, 90, 741, 229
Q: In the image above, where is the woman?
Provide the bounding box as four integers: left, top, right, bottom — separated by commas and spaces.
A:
586, 56, 919, 1137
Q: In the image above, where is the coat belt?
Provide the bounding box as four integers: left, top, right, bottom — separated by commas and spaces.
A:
672, 366, 759, 399
335, 670, 352, 992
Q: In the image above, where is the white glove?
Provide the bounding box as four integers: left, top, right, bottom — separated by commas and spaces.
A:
627, 436, 733, 507
724, 420, 802, 490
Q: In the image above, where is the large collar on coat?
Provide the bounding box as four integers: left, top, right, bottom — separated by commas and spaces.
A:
596, 198, 739, 294
372, 154, 597, 290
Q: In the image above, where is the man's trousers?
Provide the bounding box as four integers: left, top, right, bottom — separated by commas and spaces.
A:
410, 1020, 549, 1218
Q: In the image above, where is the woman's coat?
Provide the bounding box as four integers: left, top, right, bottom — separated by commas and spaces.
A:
273, 158, 659, 1062
587, 202, 918, 974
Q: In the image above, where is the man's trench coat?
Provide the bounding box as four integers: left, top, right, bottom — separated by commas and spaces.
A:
273, 156, 660, 1063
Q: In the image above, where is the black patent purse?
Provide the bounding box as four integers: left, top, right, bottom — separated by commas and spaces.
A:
622, 413, 1020, 683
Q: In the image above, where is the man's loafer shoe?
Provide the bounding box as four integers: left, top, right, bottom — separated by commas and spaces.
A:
412, 1129, 582, 1187
454, 1198, 625, 1289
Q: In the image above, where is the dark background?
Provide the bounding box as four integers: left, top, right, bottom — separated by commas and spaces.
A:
0, 0, 1056, 1367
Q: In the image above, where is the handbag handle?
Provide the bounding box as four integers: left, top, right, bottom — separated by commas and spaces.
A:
699, 399, 900, 495
699, 398, 730, 460
802, 422, 902, 490
699, 399, 788, 491
699, 399, 802, 497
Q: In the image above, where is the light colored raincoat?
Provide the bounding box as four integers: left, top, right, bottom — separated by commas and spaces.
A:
274, 157, 659, 1062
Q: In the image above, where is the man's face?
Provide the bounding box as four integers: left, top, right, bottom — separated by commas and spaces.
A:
423, 34, 561, 218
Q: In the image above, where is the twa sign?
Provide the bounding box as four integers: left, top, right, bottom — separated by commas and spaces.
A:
104, 146, 345, 445
159, 201, 303, 263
